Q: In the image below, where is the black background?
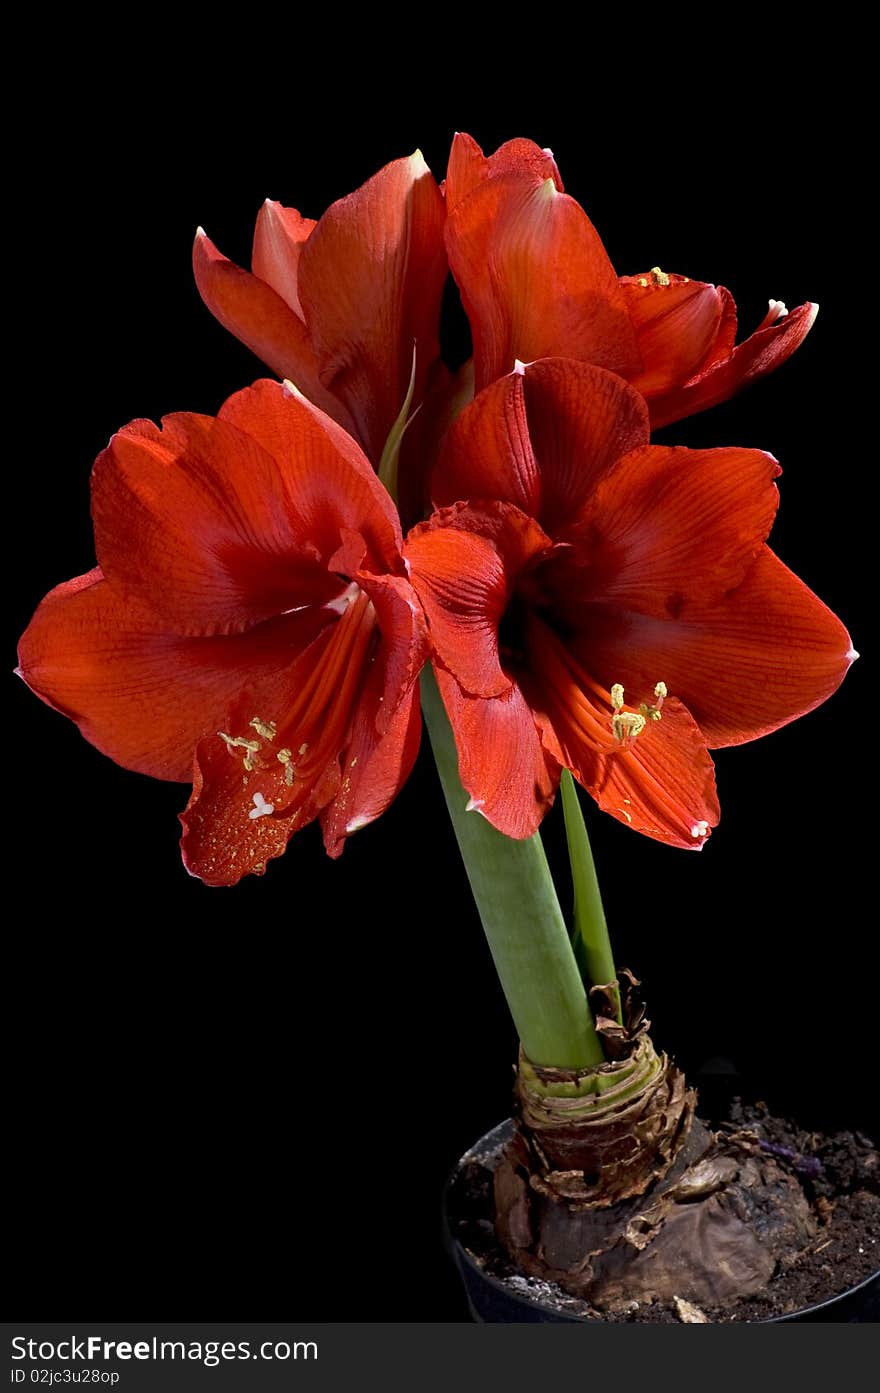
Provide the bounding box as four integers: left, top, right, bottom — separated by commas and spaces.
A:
8, 47, 874, 1320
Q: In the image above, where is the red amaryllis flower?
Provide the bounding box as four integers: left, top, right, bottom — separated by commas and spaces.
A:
404, 359, 854, 848
193, 151, 447, 468
444, 133, 817, 430
18, 380, 427, 886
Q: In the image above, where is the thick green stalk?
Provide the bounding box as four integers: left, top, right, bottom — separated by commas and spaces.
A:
560, 769, 621, 1024
420, 668, 603, 1069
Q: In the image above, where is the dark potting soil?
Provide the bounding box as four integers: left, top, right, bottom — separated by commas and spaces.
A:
448, 1101, 878, 1323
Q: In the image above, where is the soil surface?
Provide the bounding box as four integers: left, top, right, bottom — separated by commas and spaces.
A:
448, 1101, 878, 1323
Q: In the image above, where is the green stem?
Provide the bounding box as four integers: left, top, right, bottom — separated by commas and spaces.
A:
560, 769, 621, 1024
420, 667, 603, 1069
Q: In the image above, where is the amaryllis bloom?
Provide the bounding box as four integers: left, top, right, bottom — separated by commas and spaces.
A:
18, 380, 427, 886
193, 151, 447, 471
444, 133, 817, 430
404, 359, 854, 848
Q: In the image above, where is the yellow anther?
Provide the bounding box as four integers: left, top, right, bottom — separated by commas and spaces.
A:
277, 748, 295, 786
249, 717, 277, 741
649, 266, 671, 286
637, 277, 648, 287
610, 683, 625, 712
298, 742, 309, 756
639, 679, 668, 723
612, 711, 646, 746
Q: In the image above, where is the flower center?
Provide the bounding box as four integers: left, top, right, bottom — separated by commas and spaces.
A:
216, 585, 378, 817
610, 681, 666, 747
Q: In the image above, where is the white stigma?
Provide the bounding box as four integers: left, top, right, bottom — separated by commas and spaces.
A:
768, 299, 789, 320
248, 792, 275, 820
691, 821, 709, 839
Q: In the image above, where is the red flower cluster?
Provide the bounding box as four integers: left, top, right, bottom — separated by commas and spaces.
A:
18, 135, 854, 884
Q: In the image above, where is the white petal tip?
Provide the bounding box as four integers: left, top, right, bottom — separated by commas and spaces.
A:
195, 226, 207, 239
846, 647, 860, 662
345, 814, 372, 834
465, 797, 486, 813
512, 359, 527, 375
282, 378, 306, 401
410, 148, 429, 174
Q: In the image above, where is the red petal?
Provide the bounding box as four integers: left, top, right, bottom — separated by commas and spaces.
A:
192, 230, 354, 429
180, 721, 338, 887
647, 300, 819, 430
619, 273, 726, 395
320, 678, 421, 858
218, 378, 403, 570
406, 502, 551, 698
575, 696, 720, 850
435, 666, 558, 839
446, 172, 641, 393
297, 152, 447, 465
434, 360, 649, 535
445, 132, 563, 209
580, 546, 855, 748
524, 618, 719, 849
572, 442, 781, 614
17, 568, 334, 781
180, 572, 427, 884
432, 369, 539, 515
355, 571, 429, 734
92, 408, 346, 634
251, 200, 316, 319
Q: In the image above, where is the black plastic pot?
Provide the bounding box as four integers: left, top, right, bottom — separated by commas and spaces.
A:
444, 1120, 879, 1324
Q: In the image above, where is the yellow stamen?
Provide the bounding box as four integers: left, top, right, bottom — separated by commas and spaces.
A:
639, 679, 668, 723
218, 730, 262, 773
610, 683, 625, 713
649, 266, 671, 286
612, 711, 646, 746
218, 731, 260, 754
249, 717, 277, 741
277, 748, 295, 786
